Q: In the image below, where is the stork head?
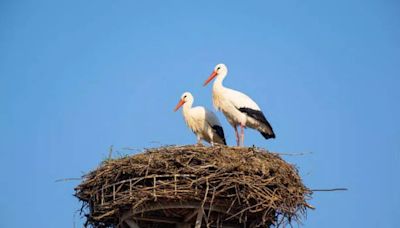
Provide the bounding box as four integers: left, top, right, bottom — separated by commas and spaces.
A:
203, 63, 228, 86
174, 92, 193, 111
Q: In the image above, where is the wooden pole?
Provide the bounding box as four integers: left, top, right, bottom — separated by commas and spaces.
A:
125, 219, 140, 228
194, 207, 204, 228
176, 223, 191, 228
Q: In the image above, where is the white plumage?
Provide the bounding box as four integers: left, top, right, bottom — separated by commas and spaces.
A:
174, 92, 226, 146
203, 63, 275, 146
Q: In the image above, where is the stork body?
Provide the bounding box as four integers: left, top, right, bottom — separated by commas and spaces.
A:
174, 92, 226, 146
204, 64, 275, 146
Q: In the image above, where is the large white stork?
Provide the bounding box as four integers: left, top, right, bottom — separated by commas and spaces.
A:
203, 63, 275, 146
174, 92, 226, 146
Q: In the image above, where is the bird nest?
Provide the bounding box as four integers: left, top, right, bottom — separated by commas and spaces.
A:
75, 145, 312, 227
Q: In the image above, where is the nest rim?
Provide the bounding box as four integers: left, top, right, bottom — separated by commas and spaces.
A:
75, 145, 312, 227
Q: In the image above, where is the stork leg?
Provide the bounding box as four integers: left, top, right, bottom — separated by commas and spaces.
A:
196, 136, 203, 146
234, 125, 240, 146
240, 124, 245, 146
209, 129, 215, 147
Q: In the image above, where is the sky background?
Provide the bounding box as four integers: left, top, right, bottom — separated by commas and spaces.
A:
1, 0, 399, 227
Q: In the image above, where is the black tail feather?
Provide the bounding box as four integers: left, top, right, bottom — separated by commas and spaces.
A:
212, 125, 227, 145
261, 131, 276, 140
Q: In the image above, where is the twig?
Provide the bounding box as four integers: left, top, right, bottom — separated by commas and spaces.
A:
311, 188, 348, 192
272, 151, 313, 156
149, 141, 162, 145
207, 187, 216, 222
55, 177, 81, 182
108, 145, 113, 159
121, 147, 141, 151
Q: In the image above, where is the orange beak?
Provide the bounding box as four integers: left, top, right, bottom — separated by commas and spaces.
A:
174, 99, 185, 112
203, 71, 218, 86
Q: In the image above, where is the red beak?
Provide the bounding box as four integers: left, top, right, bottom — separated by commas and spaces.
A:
203, 71, 218, 86
174, 99, 185, 112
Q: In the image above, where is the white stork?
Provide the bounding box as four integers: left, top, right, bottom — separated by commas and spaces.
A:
174, 92, 227, 146
203, 63, 275, 146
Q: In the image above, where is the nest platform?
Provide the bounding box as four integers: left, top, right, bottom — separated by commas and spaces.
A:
75, 145, 312, 228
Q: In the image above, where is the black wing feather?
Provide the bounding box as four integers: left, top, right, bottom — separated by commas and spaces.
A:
238, 107, 276, 139
211, 125, 227, 145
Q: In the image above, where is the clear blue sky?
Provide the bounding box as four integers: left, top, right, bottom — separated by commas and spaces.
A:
1, 0, 399, 227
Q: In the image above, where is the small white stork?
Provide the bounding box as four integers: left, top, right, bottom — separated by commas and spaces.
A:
174, 92, 227, 146
203, 63, 275, 146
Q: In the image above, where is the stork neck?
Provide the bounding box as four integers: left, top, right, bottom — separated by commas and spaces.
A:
213, 72, 226, 91
182, 99, 193, 115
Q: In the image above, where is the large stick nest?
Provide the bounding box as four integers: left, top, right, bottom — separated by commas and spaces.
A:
75, 145, 312, 227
